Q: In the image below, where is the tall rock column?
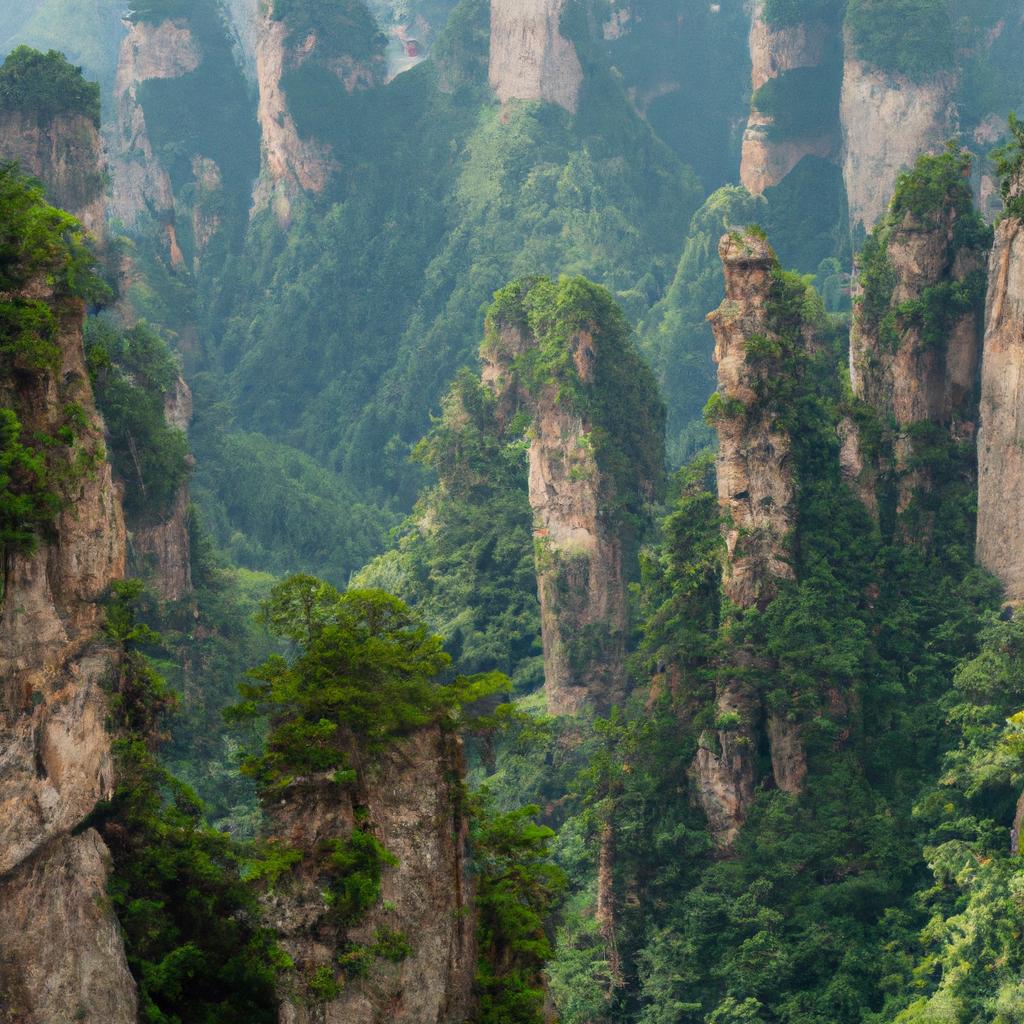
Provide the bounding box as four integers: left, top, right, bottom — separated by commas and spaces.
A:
0, 193, 136, 1021
488, 0, 583, 114
847, 149, 989, 517
739, 0, 841, 196
481, 278, 664, 715
977, 168, 1024, 599
692, 231, 803, 846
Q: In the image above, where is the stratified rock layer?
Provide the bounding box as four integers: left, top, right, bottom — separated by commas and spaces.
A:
489, 0, 582, 114
267, 727, 476, 1024
977, 172, 1024, 599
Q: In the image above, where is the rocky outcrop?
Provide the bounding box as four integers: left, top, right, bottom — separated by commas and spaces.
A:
266, 727, 476, 1024
693, 232, 807, 846
0, 278, 135, 1019
840, 57, 955, 234
129, 375, 194, 602
488, 0, 582, 114
0, 109, 106, 238
482, 284, 661, 715
977, 171, 1024, 600
849, 152, 988, 515
740, 1, 840, 195
109, 18, 199, 234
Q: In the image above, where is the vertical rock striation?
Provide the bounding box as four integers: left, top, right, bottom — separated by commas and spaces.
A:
848, 149, 988, 517
840, 56, 955, 235
266, 727, 476, 1024
481, 279, 663, 715
488, 0, 582, 114
977, 170, 1024, 600
692, 231, 803, 846
739, 0, 841, 196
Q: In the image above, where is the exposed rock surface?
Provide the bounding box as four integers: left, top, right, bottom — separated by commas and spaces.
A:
693, 232, 806, 846
841, 57, 955, 234
0, 109, 106, 238
482, 318, 648, 715
849, 166, 987, 514
489, 0, 582, 114
109, 18, 198, 233
977, 171, 1024, 599
740, 0, 839, 195
0, 281, 135, 1020
266, 727, 476, 1024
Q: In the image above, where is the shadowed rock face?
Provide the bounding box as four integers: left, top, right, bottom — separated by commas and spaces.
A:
740, 0, 840, 196
488, 0, 582, 114
266, 727, 476, 1024
978, 171, 1024, 600
692, 232, 807, 847
0, 282, 135, 1022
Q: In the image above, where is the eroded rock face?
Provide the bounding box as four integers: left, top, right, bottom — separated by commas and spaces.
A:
482, 318, 649, 715
841, 57, 955, 234
0, 283, 135, 1021
109, 18, 199, 234
740, 0, 840, 195
489, 0, 582, 114
267, 728, 476, 1024
692, 232, 806, 846
0, 110, 105, 238
977, 172, 1024, 600
849, 173, 987, 515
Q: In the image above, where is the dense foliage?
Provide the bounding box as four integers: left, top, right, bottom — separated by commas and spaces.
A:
845, 0, 954, 80
0, 45, 99, 125
92, 580, 282, 1024
86, 316, 191, 522
0, 165, 107, 561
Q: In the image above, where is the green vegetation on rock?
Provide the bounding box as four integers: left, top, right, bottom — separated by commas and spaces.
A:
0, 45, 99, 126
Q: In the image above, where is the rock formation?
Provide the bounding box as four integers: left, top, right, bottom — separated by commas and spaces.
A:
266, 727, 476, 1024
252, 0, 387, 221
840, 57, 955, 235
739, 0, 840, 196
488, 0, 582, 114
109, 17, 199, 240
977, 169, 1024, 600
0, 250, 135, 1023
693, 231, 807, 846
0, 106, 106, 239
848, 149, 988, 515
482, 279, 662, 715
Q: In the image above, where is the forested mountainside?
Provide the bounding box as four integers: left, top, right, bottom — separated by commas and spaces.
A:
5, 2, 1024, 1023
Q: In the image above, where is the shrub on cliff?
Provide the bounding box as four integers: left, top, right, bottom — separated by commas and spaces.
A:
0, 46, 100, 127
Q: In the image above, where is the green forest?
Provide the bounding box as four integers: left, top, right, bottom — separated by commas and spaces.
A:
3, 2, 1024, 1023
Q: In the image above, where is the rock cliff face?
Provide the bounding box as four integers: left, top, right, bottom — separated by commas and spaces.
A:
739, 1, 840, 195
266, 727, 476, 1024
0, 283, 135, 1021
977, 171, 1024, 600
0, 110, 106, 238
693, 232, 806, 846
840, 57, 955, 234
482, 288, 661, 715
488, 0, 582, 114
848, 154, 988, 515
110, 18, 199, 237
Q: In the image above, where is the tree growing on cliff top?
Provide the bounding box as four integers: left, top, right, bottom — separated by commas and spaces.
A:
228, 574, 506, 789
